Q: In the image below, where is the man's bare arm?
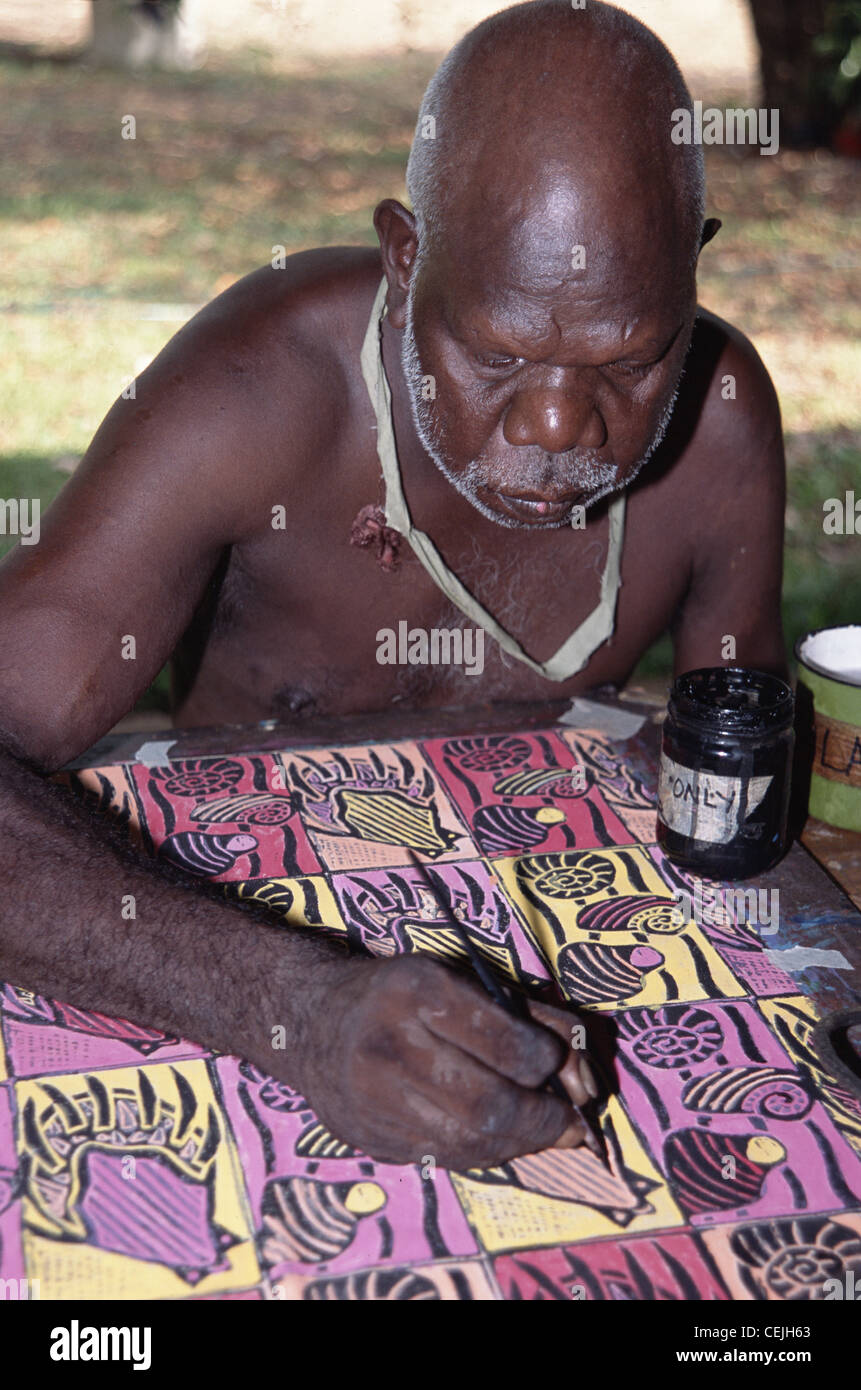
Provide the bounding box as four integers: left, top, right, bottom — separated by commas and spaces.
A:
0, 736, 344, 1075
672, 318, 789, 680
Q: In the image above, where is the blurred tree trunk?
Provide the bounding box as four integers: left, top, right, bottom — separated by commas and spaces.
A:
88, 0, 204, 70
747, 0, 833, 144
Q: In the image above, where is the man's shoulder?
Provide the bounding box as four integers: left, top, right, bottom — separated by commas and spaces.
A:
690, 307, 782, 451
638, 307, 785, 552
172, 245, 383, 404
664, 307, 786, 572
126, 247, 384, 531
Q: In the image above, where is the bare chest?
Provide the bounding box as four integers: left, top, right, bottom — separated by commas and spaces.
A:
175, 460, 688, 724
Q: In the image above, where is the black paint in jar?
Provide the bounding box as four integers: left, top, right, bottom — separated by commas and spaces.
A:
656, 667, 795, 880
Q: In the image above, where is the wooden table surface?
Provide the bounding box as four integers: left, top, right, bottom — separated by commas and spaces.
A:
73, 691, 861, 1029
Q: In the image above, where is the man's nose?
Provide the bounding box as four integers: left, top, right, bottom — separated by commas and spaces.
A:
503, 378, 606, 454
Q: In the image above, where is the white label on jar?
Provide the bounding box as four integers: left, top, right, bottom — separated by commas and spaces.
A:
657, 753, 773, 844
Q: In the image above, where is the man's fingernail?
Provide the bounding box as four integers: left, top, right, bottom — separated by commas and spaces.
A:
581, 1060, 599, 1100
554, 1121, 586, 1149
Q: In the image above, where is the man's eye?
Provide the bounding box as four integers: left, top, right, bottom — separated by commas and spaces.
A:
474, 353, 520, 370
605, 358, 656, 377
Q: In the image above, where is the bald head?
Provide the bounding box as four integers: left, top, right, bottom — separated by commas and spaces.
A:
406, 0, 705, 277
375, 1, 712, 531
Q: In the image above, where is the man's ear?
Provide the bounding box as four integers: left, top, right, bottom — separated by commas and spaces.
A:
373, 200, 419, 329
699, 217, 722, 252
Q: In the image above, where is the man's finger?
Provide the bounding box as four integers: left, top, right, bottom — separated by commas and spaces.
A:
527, 999, 599, 1107
416, 973, 565, 1087
554, 1119, 590, 1150
406, 1032, 579, 1165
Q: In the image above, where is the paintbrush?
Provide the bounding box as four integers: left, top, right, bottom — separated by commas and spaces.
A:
407, 850, 608, 1165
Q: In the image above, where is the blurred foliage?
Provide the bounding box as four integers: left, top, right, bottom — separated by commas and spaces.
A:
782, 434, 861, 646
814, 1, 861, 113
747, 0, 861, 148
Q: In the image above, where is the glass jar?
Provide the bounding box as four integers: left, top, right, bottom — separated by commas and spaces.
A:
656, 667, 794, 880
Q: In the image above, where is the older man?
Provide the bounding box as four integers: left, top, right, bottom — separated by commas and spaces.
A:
0, 1, 787, 1167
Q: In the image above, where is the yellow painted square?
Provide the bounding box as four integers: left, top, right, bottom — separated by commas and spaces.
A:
491, 846, 746, 1010
450, 1097, 683, 1252
15, 1059, 259, 1299
231, 873, 343, 934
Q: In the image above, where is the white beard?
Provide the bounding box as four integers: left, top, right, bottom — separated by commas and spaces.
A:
400, 278, 682, 530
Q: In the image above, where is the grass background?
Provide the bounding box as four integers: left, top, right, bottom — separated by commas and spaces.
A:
1, 44, 859, 713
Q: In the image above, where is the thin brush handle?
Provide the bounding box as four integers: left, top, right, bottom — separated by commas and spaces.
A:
407, 853, 606, 1161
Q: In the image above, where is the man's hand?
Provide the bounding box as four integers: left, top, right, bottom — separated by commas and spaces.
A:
292, 953, 598, 1169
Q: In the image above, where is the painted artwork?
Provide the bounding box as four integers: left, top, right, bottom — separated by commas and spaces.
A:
1, 725, 860, 1300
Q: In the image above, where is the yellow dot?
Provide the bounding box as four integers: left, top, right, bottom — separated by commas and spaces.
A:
746, 1136, 785, 1166
344, 1181, 386, 1215
535, 807, 565, 825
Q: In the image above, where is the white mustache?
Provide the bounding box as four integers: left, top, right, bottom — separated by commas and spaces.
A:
472, 446, 618, 492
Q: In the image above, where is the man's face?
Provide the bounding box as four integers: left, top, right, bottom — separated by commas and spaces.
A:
400, 246, 695, 530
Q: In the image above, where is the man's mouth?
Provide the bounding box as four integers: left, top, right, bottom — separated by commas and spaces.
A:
491, 489, 583, 524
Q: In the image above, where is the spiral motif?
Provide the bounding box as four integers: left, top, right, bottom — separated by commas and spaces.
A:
731, 1216, 861, 1301
518, 852, 616, 900
766, 1245, 843, 1296
682, 1067, 813, 1120
627, 903, 687, 934
741, 1079, 812, 1119
619, 1006, 724, 1068
443, 737, 532, 771
152, 759, 244, 797
636, 1024, 721, 1068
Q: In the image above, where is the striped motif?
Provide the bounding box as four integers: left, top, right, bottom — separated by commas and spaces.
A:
191, 793, 289, 823
402, 925, 513, 977
492, 767, 583, 797
472, 804, 549, 854
682, 1067, 812, 1118
511, 1150, 641, 1211
665, 1131, 770, 1216
262, 1179, 356, 1264
157, 831, 255, 876
577, 895, 682, 934
557, 942, 662, 1005
466, 1149, 657, 1225
334, 788, 460, 857
304, 1269, 439, 1300
232, 879, 295, 915
295, 1122, 358, 1160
